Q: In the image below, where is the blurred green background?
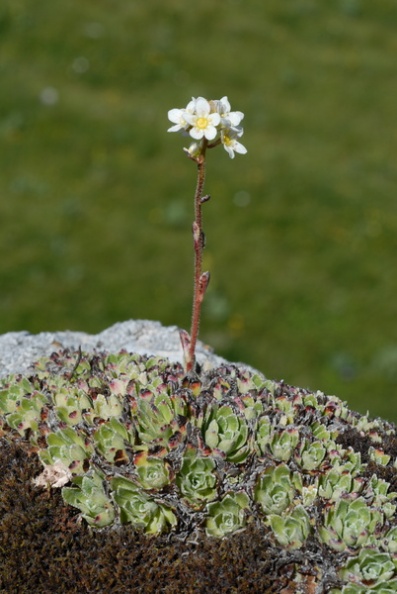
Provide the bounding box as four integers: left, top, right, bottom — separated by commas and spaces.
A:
1, 0, 397, 420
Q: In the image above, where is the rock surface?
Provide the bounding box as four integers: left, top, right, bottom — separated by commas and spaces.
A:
0, 319, 229, 378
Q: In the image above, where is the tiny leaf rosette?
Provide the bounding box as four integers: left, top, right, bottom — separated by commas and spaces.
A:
268, 505, 311, 550
205, 491, 250, 538
319, 497, 384, 552
202, 403, 251, 463
62, 470, 115, 528
175, 446, 218, 508
254, 463, 301, 515
134, 451, 171, 490
111, 475, 177, 534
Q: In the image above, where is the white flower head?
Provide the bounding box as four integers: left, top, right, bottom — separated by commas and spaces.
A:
183, 97, 221, 141
168, 95, 246, 158
221, 128, 247, 159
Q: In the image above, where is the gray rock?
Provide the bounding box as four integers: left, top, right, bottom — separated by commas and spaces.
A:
0, 319, 230, 378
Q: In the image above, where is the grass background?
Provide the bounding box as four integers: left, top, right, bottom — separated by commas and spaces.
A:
1, 0, 397, 420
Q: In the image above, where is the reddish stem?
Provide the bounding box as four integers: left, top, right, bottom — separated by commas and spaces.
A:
184, 145, 210, 372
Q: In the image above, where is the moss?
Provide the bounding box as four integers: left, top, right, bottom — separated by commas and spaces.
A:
0, 437, 280, 593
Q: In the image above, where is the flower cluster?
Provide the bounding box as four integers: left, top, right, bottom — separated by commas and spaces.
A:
167, 96, 247, 159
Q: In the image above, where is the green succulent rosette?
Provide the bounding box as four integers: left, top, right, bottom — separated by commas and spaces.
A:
255, 418, 300, 462
131, 390, 188, 450
267, 427, 300, 462
93, 418, 131, 464
254, 463, 301, 515
0, 377, 47, 435
295, 438, 327, 471
268, 504, 310, 550
62, 469, 115, 528
319, 497, 384, 552
40, 427, 94, 474
202, 403, 251, 463
111, 476, 177, 534
339, 547, 395, 588
134, 451, 171, 490
176, 446, 218, 507
205, 491, 250, 537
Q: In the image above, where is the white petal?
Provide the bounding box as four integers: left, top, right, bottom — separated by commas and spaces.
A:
208, 113, 221, 126
219, 96, 231, 113
167, 124, 183, 132
228, 111, 244, 126
204, 125, 218, 140
186, 98, 197, 113
234, 140, 247, 154
183, 113, 196, 126
223, 144, 235, 159
189, 127, 205, 140
195, 97, 211, 116
168, 108, 185, 124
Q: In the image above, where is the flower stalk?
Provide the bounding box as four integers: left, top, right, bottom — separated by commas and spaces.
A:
185, 147, 210, 372
167, 96, 247, 372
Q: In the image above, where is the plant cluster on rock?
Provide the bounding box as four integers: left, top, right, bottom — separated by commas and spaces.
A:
2, 349, 397, 592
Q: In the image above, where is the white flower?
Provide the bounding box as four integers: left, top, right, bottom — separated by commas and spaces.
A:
221, 128, 247, 159
184, 141, 202, 159
215, 96, 244, 129
167, 98, 196, 133
183, 97, 221, 141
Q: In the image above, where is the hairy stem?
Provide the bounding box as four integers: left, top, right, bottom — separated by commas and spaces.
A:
184, 144, 210, 372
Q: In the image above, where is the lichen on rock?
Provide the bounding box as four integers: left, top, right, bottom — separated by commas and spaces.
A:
2, 348, 397, 592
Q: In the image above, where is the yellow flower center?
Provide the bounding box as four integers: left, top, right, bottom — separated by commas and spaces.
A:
196, 117, 209, 130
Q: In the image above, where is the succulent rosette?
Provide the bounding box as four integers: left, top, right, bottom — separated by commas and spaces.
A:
53, 387, 93, 425
176, 446, 218, 507
134, 451, 171, 490
255, 422, 300, 462
111, 476, 177, 534
62, 470, 115, 528
254, 415, 273, 454
295, 438, 327, 471
205, 492, 250, 537
268, 505, 310, 550
319, 497, 384, 552
384, 526, 397, 554
90, 392, 124, 421
0, 377, 47, 435
254, 463, 301, 515
40, 427, 94, 474
93, 418, 131, 464
202, 403, 251, 463
131, 390, 188, 450
339, 547, 395, 589
318, 466, 364, 501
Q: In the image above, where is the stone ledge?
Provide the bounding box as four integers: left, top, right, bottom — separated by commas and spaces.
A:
0, 319, 231, 378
